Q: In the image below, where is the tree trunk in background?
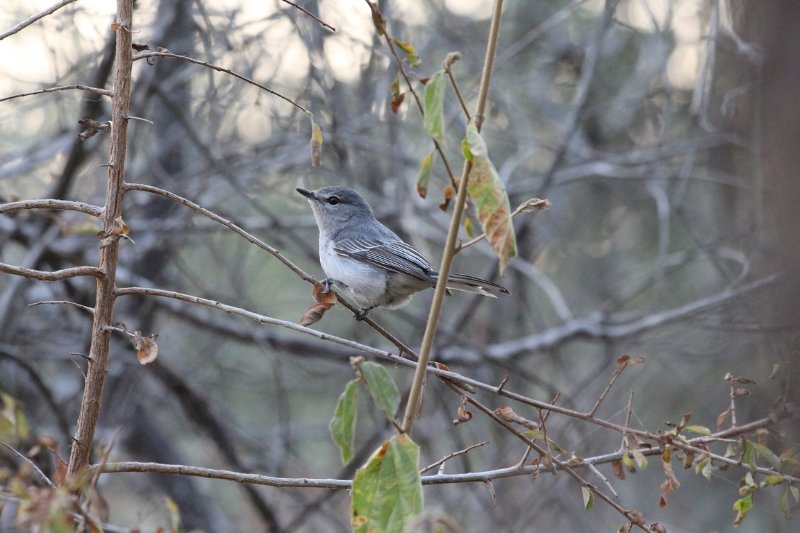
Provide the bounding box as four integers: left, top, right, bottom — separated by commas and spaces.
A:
743, 0, 800, 426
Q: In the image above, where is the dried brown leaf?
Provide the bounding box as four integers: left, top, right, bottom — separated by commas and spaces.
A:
611, 459, 626, 480
300, 282, 338, 326
132, 331, 159, 365
438, 185, 454, 211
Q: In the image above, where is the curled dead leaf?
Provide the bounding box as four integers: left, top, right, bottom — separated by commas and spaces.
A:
438, 185, 454, 211
517, 198, 551, 213
300, 282, 338, 326
453, 396, 472, 425
611, 459, 626, 480
132, 331, 159, 365
617, 354, 645, 367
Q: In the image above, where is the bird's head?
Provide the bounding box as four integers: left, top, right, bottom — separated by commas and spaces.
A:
296, 186, 375, 234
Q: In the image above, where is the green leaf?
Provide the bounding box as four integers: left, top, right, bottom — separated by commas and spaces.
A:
423, 70, 445, 144
732, 493, 753, 527
780, 487, 792, 519
352, 434, 423, 533
581, 486, 594, 510
743, 439, 757, 469
329, 380, 359, 464
416, 152, 434, 199
684, 425, 712, 436
753, 443, 781, 468
791, 484, 799, 503
361, 362, 401, 419
464, 124, 517, 273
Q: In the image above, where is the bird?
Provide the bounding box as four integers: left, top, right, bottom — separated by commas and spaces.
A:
297, 185, 509, 319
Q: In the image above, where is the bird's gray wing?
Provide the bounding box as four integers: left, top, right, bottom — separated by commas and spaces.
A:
333, 238, 432, 281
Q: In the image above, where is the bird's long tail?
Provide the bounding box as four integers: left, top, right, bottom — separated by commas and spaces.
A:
429, 272, 510, 298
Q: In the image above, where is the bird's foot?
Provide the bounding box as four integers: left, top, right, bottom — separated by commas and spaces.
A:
320, 278, 341, 294
354, 307, 374, 321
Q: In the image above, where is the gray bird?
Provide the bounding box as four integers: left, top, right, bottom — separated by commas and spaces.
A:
297, 186, 509, 319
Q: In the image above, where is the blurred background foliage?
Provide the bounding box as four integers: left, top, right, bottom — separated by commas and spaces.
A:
1, 0, 798, 531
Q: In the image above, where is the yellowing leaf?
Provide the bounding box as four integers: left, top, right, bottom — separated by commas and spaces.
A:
416, 152, 434, 199
393, 38, 421, 67
329, 380, 359, 464
310, 118, 323, 167
464, 124, 516, 272
464, 217, 474, 238
352, 434, 423, 533
423, 70, 445, 144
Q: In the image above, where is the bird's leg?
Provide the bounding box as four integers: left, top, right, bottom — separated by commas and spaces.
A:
354, 306, 376, 321
320, 278, 341, 294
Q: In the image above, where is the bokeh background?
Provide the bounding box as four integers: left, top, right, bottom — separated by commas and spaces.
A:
1, 0, 798, 531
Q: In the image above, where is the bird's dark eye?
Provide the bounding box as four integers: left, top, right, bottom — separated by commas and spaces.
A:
327, 196, 340, 206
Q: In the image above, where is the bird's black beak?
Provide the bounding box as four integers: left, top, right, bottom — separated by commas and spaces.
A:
296, 188, 316, 201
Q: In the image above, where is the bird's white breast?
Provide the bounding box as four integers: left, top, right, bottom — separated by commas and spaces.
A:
319, 238, 387, 308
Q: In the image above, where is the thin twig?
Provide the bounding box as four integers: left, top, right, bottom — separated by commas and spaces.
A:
281, 0, 336, 32
0, 199, 103, 217
456, 198, 549, 252
0, 441, 56, 488
588, 360, 629, 417
366, 1, 458, 187
125, 182, 315, 283
0, 85, 112, 103
443, 53, 470, 120
29, 300, 95, 314
420, 441, 489, 474
0, 0, 78, 41
586, 461, 619, 500
0, 263, 104, 282
132, 50, 309, 114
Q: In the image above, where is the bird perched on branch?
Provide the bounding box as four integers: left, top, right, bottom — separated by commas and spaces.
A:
297, 186, 509, 319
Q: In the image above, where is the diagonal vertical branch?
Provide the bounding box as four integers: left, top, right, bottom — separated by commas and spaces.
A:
67, 0, 134, 478
401, 0, 504, 435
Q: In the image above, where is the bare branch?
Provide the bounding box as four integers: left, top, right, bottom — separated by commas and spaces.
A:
281, 0, 336, 32
29, 300, 95, 314
0, 0, 78, 41
132, 50, 310, 114
124, 183, 315, 283
0, 199, 103, 217
420, 441, 489, 474
0, 263, 104, 282
95, 461, 350, 488
0, 85, 112, 104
